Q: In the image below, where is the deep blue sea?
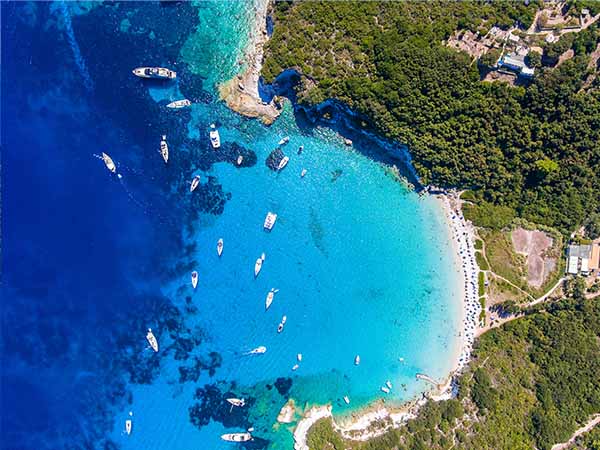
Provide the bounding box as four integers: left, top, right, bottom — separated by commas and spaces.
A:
1, 2, 462, 449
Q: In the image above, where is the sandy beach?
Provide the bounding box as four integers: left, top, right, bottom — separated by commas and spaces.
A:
291, 190, 482, 449
218, 0, 282, 125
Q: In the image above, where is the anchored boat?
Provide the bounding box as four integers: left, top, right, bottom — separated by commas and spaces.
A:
160, 135, 169, 163
146, 328, 158, 352
191, 271, 198, 289
166, 99, 191, 109
209, 124, 221, 149
132, 66, 176, 79
226, 398, 246, 408
263, 212, 277, 231
125, 419, 132, 435
217, 238, 224, 257
190, 175, 201, 192
301, 169, 307, 177
277, 315, 287, 333
354, 355, 360, 365
102, 152, 116, 173
245, 346, 266, 355
254, 258, 263, 277
278, 136, 289, 146
265, 288, 278, 310
221, 433, 252, 442
277, 156, 289, 171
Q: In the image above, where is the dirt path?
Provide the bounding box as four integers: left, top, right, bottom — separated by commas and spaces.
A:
550, 414, 600, 450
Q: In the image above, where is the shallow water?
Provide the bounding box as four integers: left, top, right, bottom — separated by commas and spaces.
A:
1, 2, 462, 449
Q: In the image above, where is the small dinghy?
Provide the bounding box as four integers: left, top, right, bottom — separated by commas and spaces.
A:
102, 152, 116, 173
125, 419, 132, 435
226, 398, 246, 408
254, 258, 263, 277
297, 145, 304, 155
191, 271, 198, 289
265, 288, 278, 310
277, 315, 287, 333
301, 169, 307, 178
381, 386, 390, 394
386, 380, 393, 390
166, 99, 191, 109
146, 328, 158, 352
237, 155, 244, 166
263, 212, 277, 231
277, 156, 289, 171
278, 136, 289, 146
292, 364, 299, 371
343, 396, 350, 405
160, 135, 169, 163
297, 353, 303, 362
354, 355, 360, 366
261, 252, 266, 261
217, 238, 224, 257
245, 346, 266, 355
221, 433, 252, 442
190, 175, 201, 192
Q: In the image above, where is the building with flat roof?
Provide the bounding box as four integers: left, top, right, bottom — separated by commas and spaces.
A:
567, 244, 593, 275
498, 53, 535, 78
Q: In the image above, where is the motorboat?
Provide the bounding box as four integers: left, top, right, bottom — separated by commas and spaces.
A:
297, 353, 302, 362
237, 155, 244, 166
278, 137, 289, 146
125, 419, 132, 435
160, 135, 169, 163
190, 175, 201, 192
102, 152, 116, 173
380, 386, 390, 394
226, 398, 246, 408
146, 328, 158, 352
166, 99, 191, 109
246, 346, 266, 355
386, 380, 392, 390
261, 252, 266, 261
254, 258, 263, 277
263, 212, 277, 231
217, 238, 224, 257
301, 169, 307, 177
343, 396, 350, 405
191, 271, 198, 289
277, 156, 289, 171
209, 124, 221, 149
277, 315, 287, 333
221, 433, 252, 442
265, 288, 278, 310
132, 67, 176, 79
354, 355, 360, 366
292, 364, 299, 371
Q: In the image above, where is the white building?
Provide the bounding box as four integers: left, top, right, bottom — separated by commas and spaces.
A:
567, 244, 592, 275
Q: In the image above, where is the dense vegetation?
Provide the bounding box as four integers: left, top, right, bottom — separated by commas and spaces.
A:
306, 297, 600, 450
263, 1, 600, 234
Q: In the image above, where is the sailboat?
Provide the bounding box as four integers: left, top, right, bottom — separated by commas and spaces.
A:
166, 99, 191, 109
102, 152, 116, 173
191, 271, 198, 289
277, 156, 289, 171
146, 328, 158, 352
160, 135, 169, 163
217, 238, 224, 257
226, 398, 246, 408
190, 175, 201, 192
254, 258, 263, 277
265, 288, 278, 310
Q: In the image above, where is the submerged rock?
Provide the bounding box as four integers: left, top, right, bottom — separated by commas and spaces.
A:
277, 399, 296, 423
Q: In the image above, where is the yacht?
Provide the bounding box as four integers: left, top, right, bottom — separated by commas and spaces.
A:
301, 169, 307, 178
237, 155, 244, 166
265, 288, 278, 310
217, 238, 224, 257
246, 346, 266, 355
125, 419, 132, 435
160, 135, 169, 163
166, 99, 191, 109
263, 212, 277, 231
209, 124, 221, 149
254, 258, 263, 277
190, 175, 201, 192
354, 355, 360, 366
146, 328, 158, 352
386, 380, 393, 390
191, 271, 198, 289
102, 152, 116, 173
226, 398, 246, 408
277, 156, 289, 171
278, 137, 289, 146
343, 396, 350, 405
132, 67, 176, 79
221, 433, 252, 442
380, 386, 390, 394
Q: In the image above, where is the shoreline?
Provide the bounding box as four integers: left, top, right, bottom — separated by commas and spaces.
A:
218, 0, 282, 125
291, 190, 482, 450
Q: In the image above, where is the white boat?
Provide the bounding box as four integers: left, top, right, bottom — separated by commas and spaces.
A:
300, 169, 307, 177
277, 315, 287, 333
343, 396, 350, 405
292, 364, 299, 371
226, 398, 246, 407
261, 252, 266, 261
209, 124, 221, 149
265, 288, 278, 310
166, 99, 191, 109
132, 66, 176, 79
254, 258, 263, 277
217, 238, 224, 257
191, 271, 198, 289
221, 433, 252, 442
160, 135, 169, 163
297, 353, 303, 362
146, 328, 158, 352
278, 137, 289, 146
125, 419, 132, 435
246, 346, 266, 355
281, 315, 287, 325
386, 380, 393, 390
380, 386, 390, 394
263, 212, 277, 231
354, 355, 360, 366
237, 155, 244, 165
277, 156, 289, 171
190, 175, 201, 192
102, 152, 116, 173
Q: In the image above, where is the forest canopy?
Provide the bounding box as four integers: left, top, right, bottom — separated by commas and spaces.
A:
263, 1, 600, 234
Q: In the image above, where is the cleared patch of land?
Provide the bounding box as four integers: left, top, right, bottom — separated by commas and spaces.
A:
511, 227, 556, 289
